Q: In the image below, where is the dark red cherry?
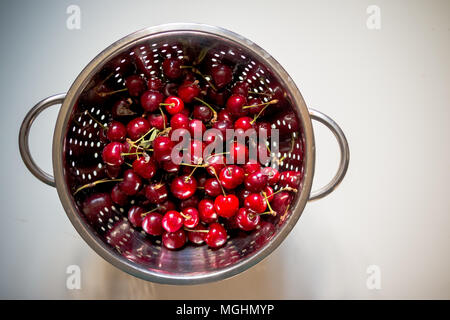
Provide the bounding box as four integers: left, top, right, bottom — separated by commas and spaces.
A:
153, 136, 174, 162
246, 97, 265, 115
181, 207, 199, 228
163, 96, 184, 115
188, 119, 206, 137
187, 224, 207, 245
127, 205, 145, 227
144, 183, 168, 204
170, 113, 189, 130
147, 77, 163, 91
218, 109, 233, 122
226, 94, 248, 117
105, 164, 122, 179
142, 212, 163, 236
161, 159, 180, 173
212, 119, 233, 137
162, 210, 184, 232
204, 178, 222, 197
178, 81, 200, 103
219, 165, 245, 190
243, 161, 261, 174
232, 81, 249, 96
244, 193, 267, 213
205, 223, 227, 248
205, 154, 225, 176
162, 229, 187, 250
261, 167, 280, 185
119, 169, 142, 195
211, 64, 233, 89
244, 171, 268, 193
198, 199, 218, 224
263, 185, 274, 202
162, 58, 182, 80
279, 170, 302, 189
155, 200, 176, 213
234, 117, 254, 131
257, 121, 272, 139
125, 75, 146, 97
132, 156, 157, 179
179, 194, 199, 210
170, 175, 197, 200
236, 208, 260, 231
140, 90, 164, 112
126, 117, 151, 141
193, 105, 213, 122
111, 184, 128, 206
102, 142, 124, 166
214, 194, 239, 218
271, 191, 293, 215
82, 193, 113, 224
107, 121, 127, 142
229, 141, 249, 164
147, 113, 167, 131
207, 87, 229, 105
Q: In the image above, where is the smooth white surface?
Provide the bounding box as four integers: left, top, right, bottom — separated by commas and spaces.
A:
1, 0, 449, 299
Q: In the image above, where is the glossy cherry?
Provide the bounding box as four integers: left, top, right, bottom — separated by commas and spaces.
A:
144, 183, 168, 204
214, 194, 239, 218
119, 169, 142, 195
188, 119, 206, 137
107, 121, 127, 142
234, 117, 254, 131
140, 90, 164, 112
181, 207, 199, 228
111, 184, 128, 206
244, 193, 267, 213
127, 205, 145, 227
211, 64, 233, 89
170, 175, 197, 200
162, 58, 182, 80
261, 166, 280, 185
125, 75, 146, 97
170, 113, 189, 130
226, 94, 248, 117
178, 81, 200, 103
205, 223, 227, 248
187, 224, 207, 245
204, 178, 222, 197
219, 165, 245, 190
126, 117, 151, 141
198, 199, 218, 224
244, 171, 268, 193
193, 104, 213, 122
162, 210, 184, 232
102, 142, 123, 166
142, 212, 163, 236
163, 96, 184, 115
132, 156, 157, 179
147, 112, 167, 131
162, 229, 187, 250
153, 136, 174, 162
236, 208, 260, 231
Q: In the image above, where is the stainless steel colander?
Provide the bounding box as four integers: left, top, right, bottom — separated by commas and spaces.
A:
19, 23, 349, 285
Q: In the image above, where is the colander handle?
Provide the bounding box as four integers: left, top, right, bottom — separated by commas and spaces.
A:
308, 109, 350, 201
19, 93, 66, 187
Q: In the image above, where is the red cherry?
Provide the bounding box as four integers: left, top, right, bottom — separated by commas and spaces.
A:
132, 156, 157, 179
155, 200, 176, 213
142, 212, 163, 236
226, 94, 248, 117
107, 121, 127, 142
125, 75, 146, 97
214, 194, 239, 218
193, 104, 213, 122
211, 64, 233, 89
170, 113, 189, 130
261, 167, 280, 185
162, 210, 184, 232
244, 193, 267, 213
204, 178, 222, 197
111, 184, 128, 206
119, 169, 142, 195
170, 175, 197, 200
219, 165, 245, 190
163, 96, 184, 115
147, 77, 163, 91
144, 183, 168, 204
229, 142, 249, 164
178, 81, 200, 103
198, 199, 218, 224
105, 164, 122, 179
263, 185, 274, 202
181, 207, 199, 228
234, 117, 254, 131
153, 136, 174, 162
205, 154, 225, 176
232, 81, 249, 96
102, 142, 124, 166
188, 119, 206, 137
140, 90, 164, 112
162, 229, 187, 250
246, 97, 265, 115
82, 193, 113, 224
218, 109, 233, 122
127, 205, 145, 227
188, 140, 205, 165
126, 117, 151, 141
244, 171, 268, 193
271, 191, 293, 215
236, 208, 260, 231
212, 119, 233, 137
162, 58, 182, 80
243, 161, 261, 174
205, 223, 227, 248
187, 224, 207, 245
161, 159, 180, 173
279, 170, 302, 189
147, 113, 167, 131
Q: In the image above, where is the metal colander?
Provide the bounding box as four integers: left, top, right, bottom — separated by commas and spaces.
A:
19, 24, 349, 284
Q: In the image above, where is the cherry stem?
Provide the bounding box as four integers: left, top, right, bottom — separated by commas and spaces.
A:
159, 107, 166, 130
179, 212, 191, 220
140, 207, 159, 217
194, 97, 218, 122
272, 186, 298, 196
250, 99, 279, 124
84, 110, 107, 130
74, 178, 123, 195
121, 152, 144, 156
133, 127, 156, 145
184, 227, 208, 233
97, 87, 128, 97
185, 162, 200, 182
242, 99, 278, 109
180, 65, 217, 91
262, 191, 276, 215
248, 90, 271, 96
211, 167, 226, 196
249, 211, 276, 219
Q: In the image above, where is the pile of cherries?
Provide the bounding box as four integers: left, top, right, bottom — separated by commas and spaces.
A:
76, 44, 302, 251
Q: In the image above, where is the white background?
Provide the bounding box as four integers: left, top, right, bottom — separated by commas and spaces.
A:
1, 0, 449, 299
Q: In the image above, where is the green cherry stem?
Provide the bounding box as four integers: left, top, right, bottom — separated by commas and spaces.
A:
74, 178, 123, 195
